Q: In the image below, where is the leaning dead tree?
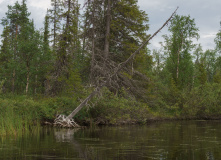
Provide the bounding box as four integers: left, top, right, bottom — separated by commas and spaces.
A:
54, 7, 179, 127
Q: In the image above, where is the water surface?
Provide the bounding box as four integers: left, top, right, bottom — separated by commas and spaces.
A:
1, 120, 221, 160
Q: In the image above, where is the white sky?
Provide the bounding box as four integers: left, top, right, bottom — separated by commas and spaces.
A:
0, 0, 220, 51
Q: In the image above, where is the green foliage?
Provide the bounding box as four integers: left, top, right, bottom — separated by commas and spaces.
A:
110, 0, 149, 63
181, 83, 221, 118
89, 88, 151, 125
213, 70, 221, 83
215, 22, 221, 54
0, 96, 41, 135
163, 14, 199, 90
0, 0, 53, 95
1, 0, 221, 131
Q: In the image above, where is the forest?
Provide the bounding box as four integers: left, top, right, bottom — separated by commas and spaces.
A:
0, 0, 221, 134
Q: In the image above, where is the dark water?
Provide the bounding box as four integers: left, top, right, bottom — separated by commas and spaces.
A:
1, 121, 221, 160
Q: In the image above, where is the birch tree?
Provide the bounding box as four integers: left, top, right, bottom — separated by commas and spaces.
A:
163, 15, 199, 89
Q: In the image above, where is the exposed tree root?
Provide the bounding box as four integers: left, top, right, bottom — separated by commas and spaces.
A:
54, 115, 81, 128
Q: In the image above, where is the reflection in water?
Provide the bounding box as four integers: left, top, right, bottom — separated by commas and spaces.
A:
206, 151, 214, 160
54, 128, 79, 142
54, 128, 101, 160
1, 121, 221, 159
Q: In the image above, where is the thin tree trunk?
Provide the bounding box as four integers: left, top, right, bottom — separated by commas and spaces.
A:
176, 50, 180, 79
53, 0, 58, 49
176, 33, 183, 79
35, 74, 37, 95
12, 24, 19, 93
26, 62, 30, 95
35, 67, 38, 95
75, 0, 79, 52
90, 0, 95, 84
12, 69, 15, 93
66, 7, 179, 120
103, 0, 111, 60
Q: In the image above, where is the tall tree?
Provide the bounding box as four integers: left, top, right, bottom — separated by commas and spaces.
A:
1, 0, 30, 93
163, 15, 199, 90
17, 20, 43, 94
1, 0, 50, 95
0, 26, 11, 92
47, 0, 82, 95
214, 22, 221, 83
83, 0, 150, 99
215, 22, 221, 56
193, 44, 206, 86
53, 7, 178, 127
48, 0, 62, 49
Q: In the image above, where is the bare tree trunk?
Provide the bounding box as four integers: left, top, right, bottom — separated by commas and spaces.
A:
53, 0, 58, 49
103, 0, 111, 60
54, 7, 179, 127
90, 0, 96, 84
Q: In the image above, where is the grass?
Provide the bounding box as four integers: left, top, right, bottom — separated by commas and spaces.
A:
0, 96, 42, 136
1, 83, 221, 135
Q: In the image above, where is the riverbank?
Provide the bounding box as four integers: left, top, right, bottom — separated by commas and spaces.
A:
1, 84, 221, 135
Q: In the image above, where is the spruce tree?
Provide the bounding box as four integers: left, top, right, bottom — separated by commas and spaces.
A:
83, 0, 150, 99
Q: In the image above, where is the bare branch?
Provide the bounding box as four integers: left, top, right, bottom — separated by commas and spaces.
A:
65, 7, 179, 121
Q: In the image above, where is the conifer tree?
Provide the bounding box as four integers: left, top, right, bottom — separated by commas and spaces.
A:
48, 0, 62, 49
1, 0, 30, 93
83, 0, 150, 99
1, 0, 50, 95
47, 0, 82, 95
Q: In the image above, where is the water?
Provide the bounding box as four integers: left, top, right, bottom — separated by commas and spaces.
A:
0, 121, 221, 160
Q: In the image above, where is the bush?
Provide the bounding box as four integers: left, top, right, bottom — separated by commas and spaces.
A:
89, 88, 152, 125
181, 83, 221, 119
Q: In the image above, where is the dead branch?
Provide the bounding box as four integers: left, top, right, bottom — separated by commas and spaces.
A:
54, 7, 179, 127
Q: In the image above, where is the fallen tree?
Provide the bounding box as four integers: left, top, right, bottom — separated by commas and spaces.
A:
54, 7, 179, 128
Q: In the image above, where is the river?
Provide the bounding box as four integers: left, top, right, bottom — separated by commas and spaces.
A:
0, 120, 221, 160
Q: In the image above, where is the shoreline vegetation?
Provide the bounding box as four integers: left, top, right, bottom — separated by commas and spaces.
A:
1, 0, 221, 135
1, 83, 221, 136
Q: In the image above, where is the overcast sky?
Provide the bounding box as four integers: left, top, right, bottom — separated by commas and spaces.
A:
0, 0, 220, 51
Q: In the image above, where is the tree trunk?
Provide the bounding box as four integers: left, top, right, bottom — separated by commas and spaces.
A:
90, 0, 96, 84
176, 33, 183, 79
12, 24, 18, 93
12, 69, 15, 93
103, 0, 111, 60
26, 62, 30, 95
53, 0, 58, 49
176, 50, 180, 79
35, 74, 37, 95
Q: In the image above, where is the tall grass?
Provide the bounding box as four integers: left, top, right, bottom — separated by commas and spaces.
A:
0, 97, 41, 136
